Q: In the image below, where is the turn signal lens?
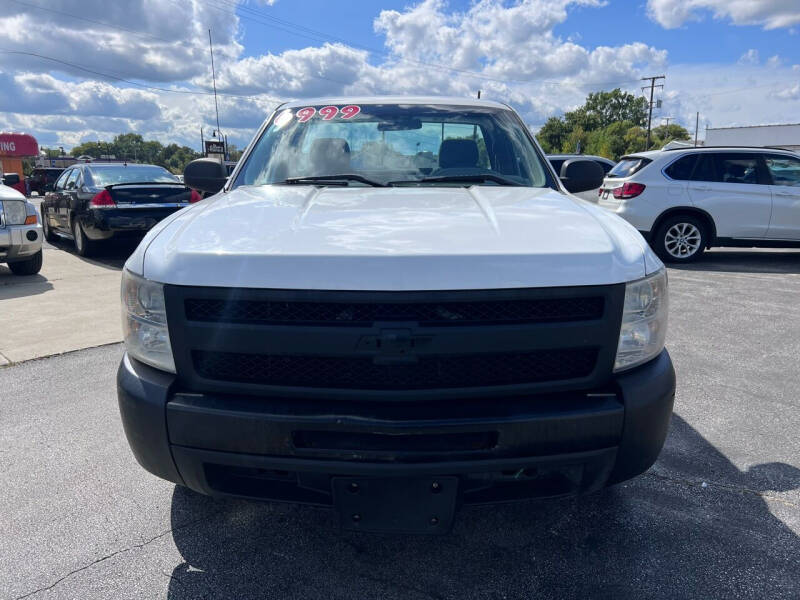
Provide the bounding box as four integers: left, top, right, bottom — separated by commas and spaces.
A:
24, 214, 38, 225
90, 190, 115, 207
612, 182, 646, 199
189, 190, 202, 203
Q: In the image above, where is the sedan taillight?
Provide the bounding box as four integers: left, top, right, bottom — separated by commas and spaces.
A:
90, 190, 115, 207
612, 182, 646, 199
189, 190, 202, 203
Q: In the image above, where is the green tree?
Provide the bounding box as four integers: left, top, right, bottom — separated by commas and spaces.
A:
564, 107, 602, 134
536, 116, 571, 153
226, 144, 244, 162
39, 147, 65, 158
623, 126, 648, 154
70, 135, 200, 173
561, 126, 588, 154
580, 89, 648, 128
536, 88, 651, 157
651, 124, 691, 148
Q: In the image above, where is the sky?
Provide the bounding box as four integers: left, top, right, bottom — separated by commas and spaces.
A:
0, 0, 798, 152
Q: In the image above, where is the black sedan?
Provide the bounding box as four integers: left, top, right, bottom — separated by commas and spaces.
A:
41, 163, 201, 256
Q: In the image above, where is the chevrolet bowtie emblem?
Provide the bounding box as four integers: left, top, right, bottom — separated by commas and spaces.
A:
356, 329, 433, 364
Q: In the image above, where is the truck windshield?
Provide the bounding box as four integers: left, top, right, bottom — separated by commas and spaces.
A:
234, 103, 552, 188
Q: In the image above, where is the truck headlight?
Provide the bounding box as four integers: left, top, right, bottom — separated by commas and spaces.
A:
121, 269, 175, 373
2, 200, 27, 225
614, 268, 668, 372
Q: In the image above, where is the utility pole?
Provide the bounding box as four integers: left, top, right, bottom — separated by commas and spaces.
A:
662, 117, 672, 127
208, 29, 222, 142
477, 90, 481, 99
694, 112, 699, 147
200, 127, 204, 155
641, 75, 665, 151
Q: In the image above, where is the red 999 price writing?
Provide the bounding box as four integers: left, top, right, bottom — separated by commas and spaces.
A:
295, 105, 361, 123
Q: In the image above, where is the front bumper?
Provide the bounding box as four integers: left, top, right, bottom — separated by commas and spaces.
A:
118, 350, 675, 510
0, 223, 43, 263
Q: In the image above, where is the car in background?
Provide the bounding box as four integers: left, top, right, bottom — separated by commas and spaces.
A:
41, 163, 202, 257
547, 154, 615, 202
1, 173, 43, 275
28, 167, 66, 196
597, 146, 800, 262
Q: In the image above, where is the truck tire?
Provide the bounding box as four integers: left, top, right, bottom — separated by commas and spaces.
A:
72, 218, 95, 257
652, 214, 706, 263
8, 249, 43, 275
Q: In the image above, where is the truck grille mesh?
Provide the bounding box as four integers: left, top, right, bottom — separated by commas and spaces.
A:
192, 348, 599, 390
184, 296, 604, 326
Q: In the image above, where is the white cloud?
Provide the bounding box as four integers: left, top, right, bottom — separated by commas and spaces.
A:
0, 0, 242, 82
0, 71, 161, 119
647, 0, 800, 30
766, 55, 783, 68
773, 83, 800, 100
212, 0, 665, 124
0, 0, 796, 153
652, 61, 800, 133
210, 43, 369, 96
738, 49, 760, 65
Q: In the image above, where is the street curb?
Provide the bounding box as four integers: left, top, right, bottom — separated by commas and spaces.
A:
0, 341, 123, 369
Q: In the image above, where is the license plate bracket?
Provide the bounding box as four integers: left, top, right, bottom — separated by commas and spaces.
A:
333, 476, 458, 534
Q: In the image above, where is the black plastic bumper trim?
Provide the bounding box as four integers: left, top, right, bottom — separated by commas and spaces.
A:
116, 348, 675, 499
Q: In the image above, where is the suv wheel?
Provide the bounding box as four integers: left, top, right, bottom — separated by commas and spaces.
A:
653, 215, 706, 263
72, 218, 94, 257
8, 249, 43, 275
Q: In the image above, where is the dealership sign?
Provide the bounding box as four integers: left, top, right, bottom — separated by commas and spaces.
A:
205, 140, 225, 155
0, 133, 38, 157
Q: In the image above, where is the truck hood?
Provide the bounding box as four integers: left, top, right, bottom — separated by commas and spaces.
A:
0, 183, 25, 200
130, 185, 659, 290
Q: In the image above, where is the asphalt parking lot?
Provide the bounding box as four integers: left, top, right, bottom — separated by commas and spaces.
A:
2, 247, 799, 599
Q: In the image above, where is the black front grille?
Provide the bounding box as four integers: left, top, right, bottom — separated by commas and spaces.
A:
192, 348, 599, 390
184, 296, 604, 327
167, 284, 624, 398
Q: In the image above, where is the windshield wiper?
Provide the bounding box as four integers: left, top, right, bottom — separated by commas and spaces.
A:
280, 174, 386, 187
388, 174, 522, 186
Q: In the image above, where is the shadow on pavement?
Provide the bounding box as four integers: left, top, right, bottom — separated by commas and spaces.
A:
164, 415, 799, 599
671, 250, 800, 275
47, 236, 138, 271
0, 269, 54, 298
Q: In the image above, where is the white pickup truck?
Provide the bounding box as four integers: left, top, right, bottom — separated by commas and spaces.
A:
117, 97, 675, 534
1, 173, 43, 275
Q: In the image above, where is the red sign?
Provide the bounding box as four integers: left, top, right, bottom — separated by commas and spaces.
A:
0, 133, 39, 157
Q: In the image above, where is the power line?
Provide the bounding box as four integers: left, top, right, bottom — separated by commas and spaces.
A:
0, 49, 285, 104
6, 0, 179, 45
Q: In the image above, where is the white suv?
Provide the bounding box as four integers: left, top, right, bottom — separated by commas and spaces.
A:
597, 147, 800, 262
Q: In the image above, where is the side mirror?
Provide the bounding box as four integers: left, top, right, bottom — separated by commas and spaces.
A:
559, 159, 604, 194
2, 173, 20, 187
184, 158, 227, 194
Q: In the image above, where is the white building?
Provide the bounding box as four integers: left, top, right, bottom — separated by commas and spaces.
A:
704, 123, 800, 151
